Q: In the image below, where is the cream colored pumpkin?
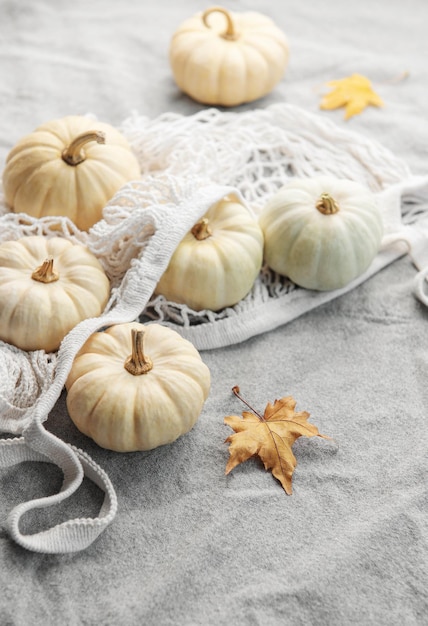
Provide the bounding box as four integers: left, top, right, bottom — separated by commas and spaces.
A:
2, 115, 141, 231
65, 322, 211, 452
155, 195, 264, 311
0, 236, 110, 352
259, 177, 384, 291
169, 6, 289, 106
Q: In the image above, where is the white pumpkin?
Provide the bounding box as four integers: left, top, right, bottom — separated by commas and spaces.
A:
155, 195, 264, 311
2, 115, 141, 231
66, 322, 211, 452
0, 236, 110, 352
259, 177, 384, 291
169, 6, 289, 106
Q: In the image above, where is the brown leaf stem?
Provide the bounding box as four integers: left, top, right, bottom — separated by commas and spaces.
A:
232, 386, 264, 421
380, 70, 409, 84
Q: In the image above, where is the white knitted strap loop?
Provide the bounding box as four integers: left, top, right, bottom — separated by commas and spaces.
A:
414, 266, 428, 307
0, 436, 51, 464
3, 436, 118, 554
377, 177, 428, 310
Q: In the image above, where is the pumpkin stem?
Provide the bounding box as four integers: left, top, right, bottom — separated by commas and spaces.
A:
31, 258, 59, 283
61, 131, 106, 166
316, 193, 340, 215
202, 6, 237, 40
124, 328, 153, 376
191, 218, 212, 241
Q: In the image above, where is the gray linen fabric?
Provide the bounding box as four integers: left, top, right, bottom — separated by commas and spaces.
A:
0, 0, 427, 624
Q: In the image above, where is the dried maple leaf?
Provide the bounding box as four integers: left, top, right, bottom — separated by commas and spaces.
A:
320, 73, 384, 119
224, 386, 330, 494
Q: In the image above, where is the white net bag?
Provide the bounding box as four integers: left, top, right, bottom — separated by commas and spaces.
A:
1, 103, 428, 553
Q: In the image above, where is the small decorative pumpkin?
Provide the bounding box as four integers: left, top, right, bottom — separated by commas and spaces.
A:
169, 6, 289, 106
2, 115, 141, 231
65, 322, 211, 452
155, 195, 264, 311
259, 177, 384, 291
0, 236, 110, 352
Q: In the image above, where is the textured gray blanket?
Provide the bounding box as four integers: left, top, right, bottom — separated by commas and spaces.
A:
1, 0, 427, 624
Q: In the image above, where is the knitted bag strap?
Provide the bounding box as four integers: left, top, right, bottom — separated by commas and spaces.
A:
415, 268, 428, 306
379, 176, 428, 306
0, 181, 236, 554
2, 430, 117, 553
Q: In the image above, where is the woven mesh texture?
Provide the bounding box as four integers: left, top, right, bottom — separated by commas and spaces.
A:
0, 103, 424, 433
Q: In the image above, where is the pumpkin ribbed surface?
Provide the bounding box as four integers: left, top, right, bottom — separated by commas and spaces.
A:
2, 115, 141, 231
259, 177, 384, 291
155, 196, 264, 311
169, 9, 289, 106
65, 322, 211, 452
0, 236, 110, 352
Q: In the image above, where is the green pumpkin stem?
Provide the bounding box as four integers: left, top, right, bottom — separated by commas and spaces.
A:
191, 218, 212, 241
61, 130, 106, 166
124, 328, 153, 376
31, 258, 59, 283
316, 193, 340, 215
202, 6, 237, 40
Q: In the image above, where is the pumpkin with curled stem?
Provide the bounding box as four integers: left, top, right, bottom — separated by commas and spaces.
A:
155, 195, 264, 311
169, 6, 289, 106
2, 115, 141, 231
0, 236, 110, 352
259, 177, 384, 291
65, 322, 211, 452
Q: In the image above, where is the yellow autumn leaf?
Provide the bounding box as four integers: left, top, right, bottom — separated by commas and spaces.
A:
320, 73, 384, 119
224, 386, 331, 494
